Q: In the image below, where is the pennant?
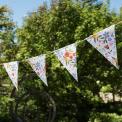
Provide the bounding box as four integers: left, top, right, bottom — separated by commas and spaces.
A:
86, 25, 119, 69
3, 61, 19, 90
27, 54, 47, 86
54, 43, 78, 81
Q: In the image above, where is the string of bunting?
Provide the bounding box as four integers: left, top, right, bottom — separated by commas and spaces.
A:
0, 21, 122, 90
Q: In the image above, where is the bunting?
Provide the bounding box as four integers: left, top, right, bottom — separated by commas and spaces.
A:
86, 25, 119, 69
27, 54, 47, 86
0, 24, 120, 89
54, 43, 78, 81
3, 61, 19, 90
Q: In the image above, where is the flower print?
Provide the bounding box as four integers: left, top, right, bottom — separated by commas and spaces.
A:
104, 31, 114, 43
100, 31, 109, 44
64, 51, 76, 64
64, 51, 70, 57
111, 57, 118, 68
92, 33, 99, 42
103, 31, 109, 38
104, 44, 109, 49
108, 41, 114, 46
3, 62, 18, 90
104, 31, 110, 39
35, 61, 41, 70
12, 73, 14, 76
54, 43, 78, 81
86, 25, 118, 69
111, 32, 115, 39
108, 37, 112, 41
28, 55, 47, 85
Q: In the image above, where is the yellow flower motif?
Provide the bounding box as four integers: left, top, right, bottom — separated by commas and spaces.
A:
92, 33, 99, 42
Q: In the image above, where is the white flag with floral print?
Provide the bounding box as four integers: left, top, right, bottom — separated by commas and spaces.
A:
86, 25, 119, 69
54, 43, 78, 81
3, 61, 19, 90
27, 54, 47, 86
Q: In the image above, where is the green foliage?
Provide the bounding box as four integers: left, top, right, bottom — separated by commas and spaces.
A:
100, 84, 112, 92
0, 0, 122, 121
89, 112, 122, 122
0, 5, 16, 121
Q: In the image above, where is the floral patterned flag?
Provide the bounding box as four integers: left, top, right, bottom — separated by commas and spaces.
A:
27, 54, 47, 86
86, 25, 119, 69
3, 61, 19, 90
54, 43, 78, 81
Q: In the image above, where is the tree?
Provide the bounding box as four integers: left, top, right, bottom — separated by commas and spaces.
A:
120, 6, 122, 20
16, 0, 122, 121
0, 0, 122, 121
0, 6, 17, 121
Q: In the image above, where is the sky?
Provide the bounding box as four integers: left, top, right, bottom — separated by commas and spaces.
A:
0, 0, 122, 27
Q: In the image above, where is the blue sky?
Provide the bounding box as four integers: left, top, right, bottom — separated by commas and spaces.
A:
0, 0, 122, 27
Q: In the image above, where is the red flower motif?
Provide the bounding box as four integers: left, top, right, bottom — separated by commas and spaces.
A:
104, 45, 109, 49
64, 51, 75, 61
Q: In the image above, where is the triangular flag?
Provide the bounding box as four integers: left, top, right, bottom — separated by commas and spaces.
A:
86, 25, 119, 69
27, 54, 47, 86
3, 61, 19, 90
54, 43, 78, 81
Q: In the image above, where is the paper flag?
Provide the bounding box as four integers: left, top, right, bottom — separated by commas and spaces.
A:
27, 54, 47, 86
3, 61, 19, 90
54, 43, 78, 81
86, 25, 119, 69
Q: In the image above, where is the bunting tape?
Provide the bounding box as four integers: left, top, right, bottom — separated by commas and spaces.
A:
0, 21, 122, 65
0, 21, 122, 90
